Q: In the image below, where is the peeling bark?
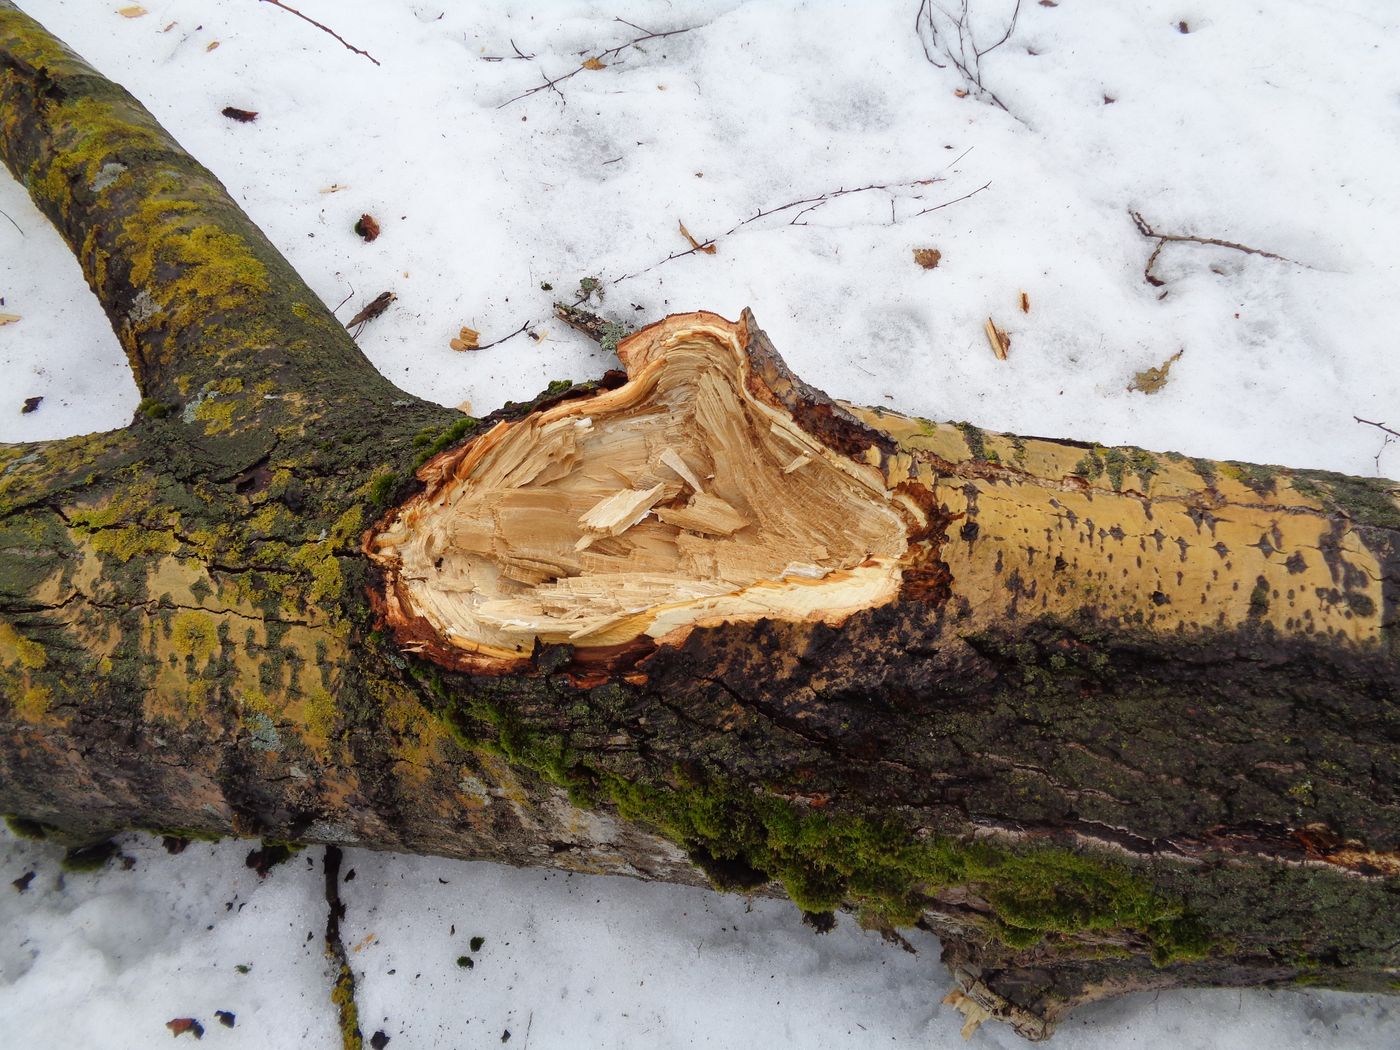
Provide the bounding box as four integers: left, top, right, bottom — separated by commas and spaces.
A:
1, 4, 1398, 1040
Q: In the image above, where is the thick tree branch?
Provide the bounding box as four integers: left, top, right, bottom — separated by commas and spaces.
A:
0, 1, 401, 413
1, 8, 1399, 1043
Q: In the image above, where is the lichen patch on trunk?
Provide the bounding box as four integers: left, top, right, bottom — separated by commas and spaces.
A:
368, 312, 931, 671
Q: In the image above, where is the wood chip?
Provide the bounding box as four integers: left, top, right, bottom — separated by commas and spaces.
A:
449, 326, 480, 352
659, 448, 704, 493
206, 41, 220, 52
21, 396, 42, 414
984, 318, 1009, 360
320, 184, 350, 194
678, 220, 716, 255
653, 493, 750, 537
0, 312, 20, 326
221, 106, 258, 123
913, 248, 942, 270
117, 5, 147, 17
577, 484, 666, 540
582, 56, 607, 70
1019, 291, 1030, 313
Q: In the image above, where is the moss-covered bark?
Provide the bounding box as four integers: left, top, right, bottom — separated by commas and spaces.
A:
1, 3, 1397, 1041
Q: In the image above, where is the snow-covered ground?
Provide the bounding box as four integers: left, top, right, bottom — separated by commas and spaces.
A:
2, 0, 1399, 1046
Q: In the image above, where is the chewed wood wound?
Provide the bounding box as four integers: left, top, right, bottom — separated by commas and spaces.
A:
367, 311, 932, 672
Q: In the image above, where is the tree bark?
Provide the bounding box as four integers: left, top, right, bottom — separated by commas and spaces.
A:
1, 5, 1397, 1040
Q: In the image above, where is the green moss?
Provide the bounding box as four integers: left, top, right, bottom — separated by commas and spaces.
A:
469, 935, 485, 952
440, 685, 1205, 957
954, 422, 988, 462
1128, 449, 1159, 490
138, 397, 173, 419
1071, 447, 1158, 492
1102, 448, 1128, 491
368, 470, 397, 508
412, 417, 480, 469
1288, 469, 1400, 529
4, 815, 54, 840
1073, 448, 1105, 481
1222, 461, 1279, 497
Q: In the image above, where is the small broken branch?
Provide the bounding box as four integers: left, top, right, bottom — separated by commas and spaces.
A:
345, 290, 395, 334
1355, 416, 1400, 475
915, 0, 1022, 114
612, 174, 989, 285
481, 39, 536, 62
1355, 416, 1400, 441
474, 320, 533, 351
498, 18, 698, 108
911, 179, 991, 217
257, 0, 380, 66
1130, 209, 1299, 288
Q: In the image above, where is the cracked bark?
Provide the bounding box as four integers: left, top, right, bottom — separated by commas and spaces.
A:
1, 3, 1399, 1041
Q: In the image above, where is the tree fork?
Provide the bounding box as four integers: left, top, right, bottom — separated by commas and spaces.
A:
1, 5, 1397, 1040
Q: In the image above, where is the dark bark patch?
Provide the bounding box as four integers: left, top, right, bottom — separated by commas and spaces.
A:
220, 106, 257, 122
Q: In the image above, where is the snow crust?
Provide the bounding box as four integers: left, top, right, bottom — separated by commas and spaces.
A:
3, 1, 1400, 1046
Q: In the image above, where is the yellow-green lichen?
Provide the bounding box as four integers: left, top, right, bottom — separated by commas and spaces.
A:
0, 621, 47, 670
168, 610, 219, 664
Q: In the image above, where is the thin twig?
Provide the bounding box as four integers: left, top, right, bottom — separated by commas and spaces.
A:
499, 18, 698, 108
975, 0, 1022, 59
916, 0, 1020, 114
912, 179, 992, 216
611, 174, 987, 285
0, 206, 23, 237
1355, 417, 1400, 440
482, 39, 537, 62
915, 0, 946, 67
475, 321, 533, 351
1356, 418, 1400, 475
1130, 210, 1300, 287
257, 0, 380, 66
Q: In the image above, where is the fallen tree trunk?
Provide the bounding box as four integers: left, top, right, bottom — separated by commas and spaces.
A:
1, 5, 1397, 1039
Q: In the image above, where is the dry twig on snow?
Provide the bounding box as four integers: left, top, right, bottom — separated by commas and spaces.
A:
611, 169, 991, 285
1129, 210, 1299, 290
257, 0, 380, 66
1355, 416, 1400, 475
915, 0, 1022, 114
498, 18, 698, 108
